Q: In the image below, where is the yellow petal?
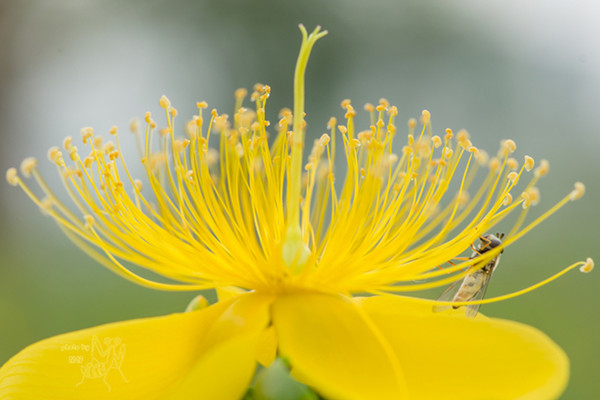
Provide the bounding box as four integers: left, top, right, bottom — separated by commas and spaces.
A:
358, 295, 569, 400
0, 293, 273, 400
255, 325, 278, 367
272, 292, 408, 400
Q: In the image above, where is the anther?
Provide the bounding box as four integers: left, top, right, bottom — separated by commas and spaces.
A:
525, 187, 540, 206
503, 193, 513, 206
20, 157, 38, 177
379, 98, 390, 108
341, 99, 351, 109
81, 127, 94, 144
507, 158, 519, 171
443, 148, 453, 159
570, 182, 585, 201
159, 95, 171, 109
319, 133, 330, 146
507, 171, 519, 183
444, 128, 453, 140
170, 108, 178, 118
421, 110, 431, 124
40, 197, 53, 214
134, 179, 143, 192
6, 168, 18, 186
63, 136, 73, 151
500, 139, 517, 156
580, 258, 594, 273
534, 159, 550, 178
524, 155, 534, 171
130, 119, 140, 134
456, 129, 470, 143
388, 106, 398, 116
47, 147, 62, 164
521, 192, 531, 209
475, 149, 489, 165
197, 101, 208, 109
432, 136, 442, 148
84, 214, 94, 229
235, 88, 248, 100
408, 118, 417, 129
488, 157, 501, 172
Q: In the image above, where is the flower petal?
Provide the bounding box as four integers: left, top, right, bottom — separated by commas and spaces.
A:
358, 295, 569, 400
272, 292, 408, 400
0, 293, 272, 400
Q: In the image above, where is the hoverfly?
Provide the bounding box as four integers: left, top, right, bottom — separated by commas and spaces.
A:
433, 233, 504, 318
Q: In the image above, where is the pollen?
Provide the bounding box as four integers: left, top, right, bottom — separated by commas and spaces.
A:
20, 157, 38, 177
570, 182, 585, 201
6, 168, 18, 186
580, 258, 594, 273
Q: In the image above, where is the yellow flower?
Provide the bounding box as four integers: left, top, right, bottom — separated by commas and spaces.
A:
1, 25, 593, 399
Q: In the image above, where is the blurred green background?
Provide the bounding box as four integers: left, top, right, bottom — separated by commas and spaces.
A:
1, 0, 598, 398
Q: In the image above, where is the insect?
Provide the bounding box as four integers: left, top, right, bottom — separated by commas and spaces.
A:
433, 233, 504, 318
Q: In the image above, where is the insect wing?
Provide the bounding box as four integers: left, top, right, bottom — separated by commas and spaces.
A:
432, 278, 463, 313
464, 270, 493, 318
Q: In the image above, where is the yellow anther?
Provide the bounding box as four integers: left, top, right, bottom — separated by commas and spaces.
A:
570, 182, 585, 201
159, 128, 170, 137
319, 133, 330, 146
475, 149, 489, 165
432, 135, 442, 148
388, 106, 398, 116
444, 128, 453, 141
525, 187, 540, 206
170, 108, 178, 118
197, 101, 208, 109
93, 136, 103, 148
521, 192, 531, 209
407, 134, 414, 145
235, 143, 244, 158
305, 162, 314, 171
103, 141, 115, 154
421, 109, 431, 124
443, 147, 453, 159
341, 99, 351, 108
456, 129, 470, 142
488, 157, 501, 172
235, 88, 248, 100
63, 136, 73, 151
457, 191, 470, 207
6, 168, 18, 186
580, 258, 594, 273
84, 214, 94, 229
130, 119, 140, 134
134, 179, 143, 192
360, 167, 366, 177
364, 103, 374, 112
379, 98, 390, 108
507, 171, 519, 183
109, 126, 118, 135
327, 117, 337, 129
81, 127, 94, 144
524, 155, 534, 171
376, 104, 386, 112
173, 140, 185, 153
84, 156, 94, 169
468, 146, 479, 156
20, 157, 38, 177
535, 159, 550, 178
500, 139, 517, 156
69, 147, 79, 161
507, 158, 519, 171
47, 147, 62, 164
408, 118, 417, 129
159, 95, 171, 109
402, 145, 414, 155
503, 193, 513, 206
351, 138, 361, 148
387, 153, 399, 165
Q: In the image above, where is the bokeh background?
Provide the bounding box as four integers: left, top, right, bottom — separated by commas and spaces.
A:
1, 0, 598, 398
